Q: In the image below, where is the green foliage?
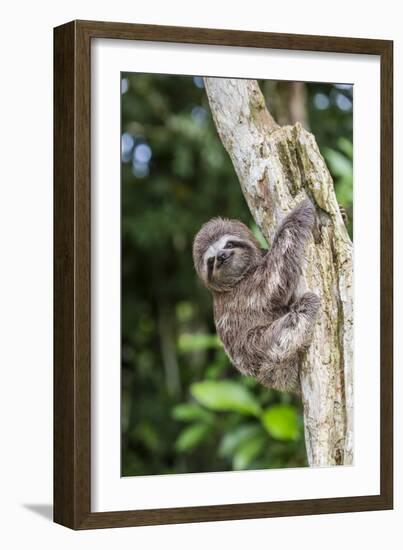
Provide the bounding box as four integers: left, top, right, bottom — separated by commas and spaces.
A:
219, 425, 263, 458
232, 433, 267, 470
172, 381, 303, 469
306, 84, 353, 237
121, 74, 353, 477
191, 380, 262, 416
172, 403, 214, 423
178, 333, 221, 352
323, 139, 353, 235
252, 223, 269, 249
262, 404, 300, 441
175, 423, 212, 452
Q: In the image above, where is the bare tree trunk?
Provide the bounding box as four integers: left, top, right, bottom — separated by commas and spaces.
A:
204, 78, 353, 467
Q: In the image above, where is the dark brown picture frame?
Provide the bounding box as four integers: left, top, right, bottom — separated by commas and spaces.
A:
54, 19, 393, 530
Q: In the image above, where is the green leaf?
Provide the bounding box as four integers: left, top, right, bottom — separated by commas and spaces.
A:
172, 403, 213, 423
178, 333, 222, 352
261, 404, 300, 441
175, 423, 211, 452
219, 425, 262, 458
233, 434, 266, 470
337, 137, 353, 160
190, 380, 261, 416
323, 148, 352, 180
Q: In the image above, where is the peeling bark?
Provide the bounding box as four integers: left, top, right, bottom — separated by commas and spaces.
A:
204, 77, 353, 467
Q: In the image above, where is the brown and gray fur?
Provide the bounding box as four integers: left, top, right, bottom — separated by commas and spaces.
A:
193, 199, 320, 393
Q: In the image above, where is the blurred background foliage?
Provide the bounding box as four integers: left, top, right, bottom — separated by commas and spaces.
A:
121, 74, 353, 476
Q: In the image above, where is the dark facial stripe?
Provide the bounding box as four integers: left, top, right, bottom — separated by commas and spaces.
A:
207, 257, 214, 281
226, 239, 251, 250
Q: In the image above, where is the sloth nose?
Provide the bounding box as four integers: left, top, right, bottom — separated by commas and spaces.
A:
216, 250, 230, 265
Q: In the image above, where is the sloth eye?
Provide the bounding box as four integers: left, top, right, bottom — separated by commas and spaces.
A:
225, 241, 235, 249
207, 257, 214, 268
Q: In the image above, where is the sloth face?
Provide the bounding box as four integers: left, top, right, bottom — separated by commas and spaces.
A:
193, 217, 264, 292
202, 235, 258, 291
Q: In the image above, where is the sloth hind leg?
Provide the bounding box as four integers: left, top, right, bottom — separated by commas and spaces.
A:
265, 292, 320, 364
257, 360, 300, 393
256, 294, 319, 393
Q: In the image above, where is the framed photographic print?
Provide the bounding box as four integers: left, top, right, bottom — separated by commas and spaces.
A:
54, 20, 393, 529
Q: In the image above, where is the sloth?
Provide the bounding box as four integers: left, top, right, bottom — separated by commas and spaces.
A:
192, 199, 320, 393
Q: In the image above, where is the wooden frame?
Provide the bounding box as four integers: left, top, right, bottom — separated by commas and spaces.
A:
54, 19, 393, 530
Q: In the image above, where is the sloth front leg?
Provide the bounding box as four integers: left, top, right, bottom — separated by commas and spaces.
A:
265, 199, 316, 307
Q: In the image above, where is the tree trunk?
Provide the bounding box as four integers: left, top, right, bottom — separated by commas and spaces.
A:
204, 77, 353, 467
